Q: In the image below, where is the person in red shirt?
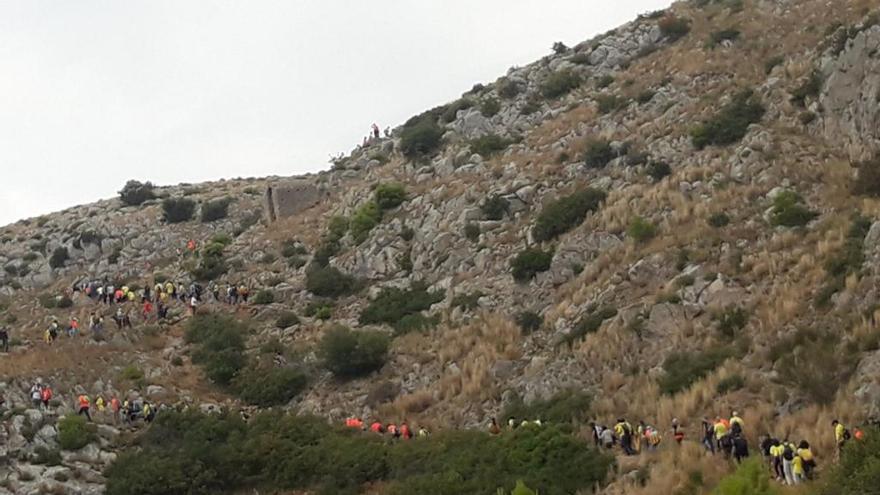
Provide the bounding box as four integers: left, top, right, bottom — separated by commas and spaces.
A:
110, 396, 121, 425
40, 386, 53, 409
370, 421, 383, 434
142, 300, 154, 321
400, 422, 412, 440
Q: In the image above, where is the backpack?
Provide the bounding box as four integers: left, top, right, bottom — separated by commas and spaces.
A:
731, 421, 742, 436
783, 444, 794, 461
844, 428, 852, 441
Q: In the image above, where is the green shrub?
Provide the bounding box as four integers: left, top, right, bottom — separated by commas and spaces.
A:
791, 70, 823, 107
511, 248, 554, 282
646, 161, 672, 181
394, 313, 439, 335
482, 195, 510, 220
441, 98, 474, 123
452, 291, 483, 311
659, 346, 734, 395
708, 212, 731, 227
658, 14, 691, 41
120, 364, 144, 381
233, 365, 308, 407
819, 427, 880, 494
595, 94, 628, 114
200, 198, 232, 223
595, 75, 614, 89
375, 183, 407, 210
713, 307, 748, 338
252, 290, 275, 305
712, 458, 779, 495
190, 242, 228, 281
162, 197, 196, 223
464, 223, 481, 242
533, 188, 606, 242
49, 246, 69, 269
320, 326, 389, 378
58, 415, 96, 450
275, 311, 300, 329
350, 201, 382, 244
563, 307, 617, 345
119, 180, 156, 206
516, 311, 543, 333
691, 89, 765, 149
764, 55, 785, 74
708, 29, 741, 46
185, 313, 247, 386
470, 134, 514, 157
853, 156, 880, 197
637, 90, 656, 104
280, 240, 307, 258
501, 390, 591, 425
775, 331, 857, 404
627, 216, 657, 243
359, 282, 443, 332
716, 374, 746, 395
56, 295, 74, 308
480, 98, 501, 117
583, 139, 615, 168
305, 265, 358, 298
305, 301, 334, 320
769, 191, 817, 227
33, 446, 62, 466
540, 70, 582, 99
520, 96, 542, 115
400, 116, 444, 159
498, 78, 522, 99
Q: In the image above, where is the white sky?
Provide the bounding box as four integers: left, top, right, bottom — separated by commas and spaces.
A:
0, 0, 671, 227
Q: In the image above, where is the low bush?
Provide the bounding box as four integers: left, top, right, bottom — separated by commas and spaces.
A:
790, 70, 823, 107
305, 301, 334, 320
33, 446, 62, 466
583, 139, 615, 168
516, 311, 543, 334
350, 201, 382, 244
185, 313, 247, 386
658, 14, 691, 41
708, 212, 731, 228
400, 115, 444, 159
708, 28, 740, 46
320, 326, 390, 378
305, 265, 358, 298
275, 311, 300, 329
58, 415, 97, 450
595, 75, 614, 89
540, 70, 582, 99
716, 374, 746, 395
646, 161, 672, 181
162, 197, 196, 223
563, 307, 617, 346
768, 191, 817, 227
659, 346, 735, 395
637, 89, 656, 104
190, 242, 227, 281
200, 197, 232, 223
595, 94, 628, 114
119, 180, 156, 206
480, 98, 501, 117
775, 331, 857, 404
627, 216, 657, 243
852, 156, 880, 197
691, 89, 765, 149
819, 427, 880, 494
764, 55, 785, 74
498, 78, 522, 99
375, 183, 407, 210
481, 195, 510, 221
464, 223, 481, 242
252, 290, 275, 305
470, 134, 514, 157
280, 240, 307, 258
233, 364, 308, 407
452, 291, 483, 311
712, 458, 779, 495
359, 282, 443, 333
713, 306, 748, 338
511, 248, 554, 282
441, 98, 474, 123
49, 247, 69, 269
104, 409, 613, 495
533, 188, 606, 242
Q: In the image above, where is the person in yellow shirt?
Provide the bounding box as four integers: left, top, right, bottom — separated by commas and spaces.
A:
832, 419, 849, 460
797, 440, 816, 480
730, 411, 744, 434
792, 452, 804, 484
769, 441, 784, 481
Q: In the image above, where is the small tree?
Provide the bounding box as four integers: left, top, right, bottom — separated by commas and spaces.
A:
58, 415, 97, 450
306, 265, 358, 298
162, 198, 196, 224
200, 198, 232, 223
49, 247, 69, 269
375, 183, 407, 210
511, 248, 554, 282
319, 326, 389, 379
119, 180, 156, 206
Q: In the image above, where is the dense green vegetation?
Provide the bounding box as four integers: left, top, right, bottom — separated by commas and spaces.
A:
319, 325, 390, 378
200, 197, 232, 223
359, 282, 443, 333
660, 345, 736, 395
818, 427, 880, 494
161, 197, 196, 223
105, 409, 614, 495
712, 458, 779, 495
501, 390, 592, 426
58, 415, 97, 451
533, 188, 606, 241
691, 89, 765, 149
511, 248, 554, 282
119, 180, 156, 206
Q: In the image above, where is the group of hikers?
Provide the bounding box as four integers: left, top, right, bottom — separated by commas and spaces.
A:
28, 381, 162, 426
344, 417, 430, 439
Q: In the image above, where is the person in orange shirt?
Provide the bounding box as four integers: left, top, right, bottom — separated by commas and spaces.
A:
110, 396, 121, 425
77, 394, 92, 422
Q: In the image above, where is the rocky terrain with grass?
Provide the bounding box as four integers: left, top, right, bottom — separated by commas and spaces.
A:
3, 0, 880, 493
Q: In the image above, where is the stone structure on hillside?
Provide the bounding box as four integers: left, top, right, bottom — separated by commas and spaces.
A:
263, 180, 321, 222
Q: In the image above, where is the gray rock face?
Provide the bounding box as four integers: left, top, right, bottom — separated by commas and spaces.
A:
264, 180, 322, 222
820, 26, 880, 161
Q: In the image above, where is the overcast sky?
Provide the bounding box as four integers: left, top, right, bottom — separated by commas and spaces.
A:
0, 0, 671, 227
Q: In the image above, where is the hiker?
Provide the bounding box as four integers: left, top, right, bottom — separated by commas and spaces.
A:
40, 385, 53, 410
370, 421, 384, 434
418, 427, 429, 438
96, 396, 106, 418
371, 123, 380, 139
239, 284, 249, 303
143, 402, 155, 422
615, 418, 635, 455
590, 421, 602, 447
142, 300, 153, 321
832, 419, 850, 460
110, 396, 121, 425
600, 426, 614, 449
672, 418, 685, 444
732, 433, 749, 463
730, 411, 744, 436
781, 439, 796, 485
67, 317, 79, 337
400, 422, 413, 440
797, 440, 816, 480
0, 326, 9, 352
77, 394, 92, 421
489, 417, 501, 435
714, 417, 729, 452
644, 424, 662, 451
769, 439, 784, 481
387, 423, 400, 439
702, 417, 716, 453
157, 301, 168, 320
30, 383, 43, 408
507, 416, 517, 430
46, 319, 60, 343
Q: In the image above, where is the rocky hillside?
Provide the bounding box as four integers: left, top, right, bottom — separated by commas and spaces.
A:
4, 0, 880, 493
